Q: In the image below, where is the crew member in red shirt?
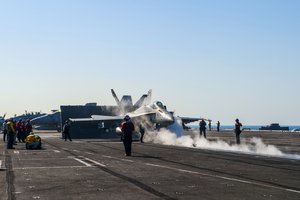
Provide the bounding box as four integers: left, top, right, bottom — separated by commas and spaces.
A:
121, 115, 135, 156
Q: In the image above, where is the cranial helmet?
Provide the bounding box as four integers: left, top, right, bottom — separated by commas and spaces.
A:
124, 115, 130, 121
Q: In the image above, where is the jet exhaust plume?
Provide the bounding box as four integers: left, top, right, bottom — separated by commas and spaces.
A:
144, 128, 300, 160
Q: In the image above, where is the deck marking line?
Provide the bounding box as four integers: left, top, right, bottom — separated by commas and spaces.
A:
121, 159, 134, 162
13, 166, 91, 170
102, 155, 133, 162
73, 157, 92, 167
0, 160, 4, 170
83, 157, 106, 167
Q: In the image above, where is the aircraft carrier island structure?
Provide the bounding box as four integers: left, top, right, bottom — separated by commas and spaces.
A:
60, 103, 123, 139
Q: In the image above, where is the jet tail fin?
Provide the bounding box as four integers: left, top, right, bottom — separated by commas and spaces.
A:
2, 113, 6, 119
133, 89, 152, 109
145, 89, 152, 105
133, 95, 147, 108
111, 89, 133, 114
111, 89, 123, 114
111, 89, 152, 114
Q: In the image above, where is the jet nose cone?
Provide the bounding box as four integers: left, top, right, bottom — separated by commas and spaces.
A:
166, 113, 174, 122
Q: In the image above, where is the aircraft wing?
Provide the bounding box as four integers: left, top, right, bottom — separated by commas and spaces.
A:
70, 111, 157, 124
179, 116, 211, 124
69, 118, 95, 122
69, 116, 124, 124
179, 116, 201, 124
91, 115, 124, 121
178, 116, 202, 124
91, 112, 156, 121
128, 111, 156, 118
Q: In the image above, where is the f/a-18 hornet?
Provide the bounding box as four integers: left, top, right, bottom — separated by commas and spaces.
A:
70, 89, 204, 131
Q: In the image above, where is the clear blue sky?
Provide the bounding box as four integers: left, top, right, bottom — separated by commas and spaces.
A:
0, 0, 299, 125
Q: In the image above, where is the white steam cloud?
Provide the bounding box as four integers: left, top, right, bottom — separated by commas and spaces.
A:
144, 128, 300, 160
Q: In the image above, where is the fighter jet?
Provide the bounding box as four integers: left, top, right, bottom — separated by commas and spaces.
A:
13, 111, 46, 122
31, 110, 61, 131
112, 89, 207, 127
69, 90, 174, 130
91, 100, 174, 127
70, 89, 204, 132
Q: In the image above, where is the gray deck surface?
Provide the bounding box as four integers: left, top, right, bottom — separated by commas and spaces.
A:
1, 130, 300, 200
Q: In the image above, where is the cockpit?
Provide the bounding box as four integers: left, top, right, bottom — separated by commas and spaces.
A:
156, 101, 165, 109
151, 101, 165, 110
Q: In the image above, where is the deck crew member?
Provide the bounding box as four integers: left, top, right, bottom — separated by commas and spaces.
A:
139, 123, 145, 143
121, 115, 135, 156
199, 119, 207, 138
234, 119, 243, 144
6, 118, 16, 149
216, 121, 220, 132
63, 120, 72, 141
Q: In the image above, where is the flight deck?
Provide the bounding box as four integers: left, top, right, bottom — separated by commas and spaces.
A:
1, 130, 300, 200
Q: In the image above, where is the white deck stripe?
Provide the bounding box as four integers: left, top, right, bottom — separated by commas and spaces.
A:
73, 157, 92, 167
83, 157, 106, 167
102, 155, 134, 162
121, 159, 134, 162
13, 166, 91, 170
12, 158, 70, 161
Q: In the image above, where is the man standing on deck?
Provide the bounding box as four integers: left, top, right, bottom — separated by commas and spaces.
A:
6, 118, 16, 149
25, 119, 32, 139
63, 120, 72, 141
121, 115, 135, 156
234, 119, 243, 144
139, 123, 145, 143
216, 121, 220, 132
208, 120, 212, 131
199, 119, 207, 138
